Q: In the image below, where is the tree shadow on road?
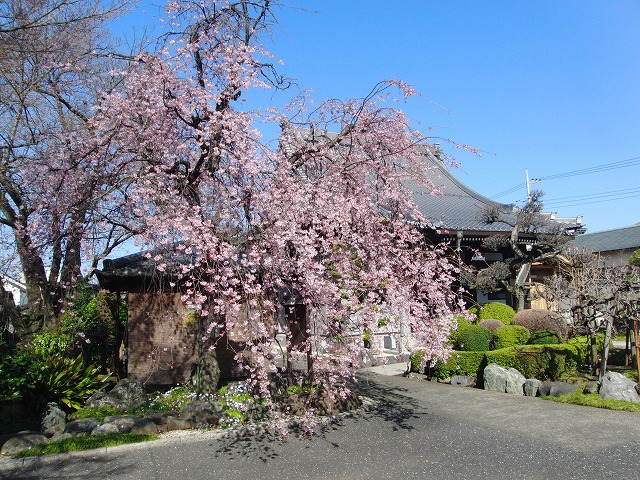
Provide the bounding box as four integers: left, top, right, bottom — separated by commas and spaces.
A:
353, 373, 429, 432
210, 373, 427, 462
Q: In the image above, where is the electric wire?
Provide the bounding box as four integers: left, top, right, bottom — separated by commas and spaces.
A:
490, 155, 640, 199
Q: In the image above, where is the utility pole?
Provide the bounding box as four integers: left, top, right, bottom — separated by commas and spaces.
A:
525, 168, 541, 202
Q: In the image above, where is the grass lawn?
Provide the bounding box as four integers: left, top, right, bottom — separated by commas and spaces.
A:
13, 432, 158, 458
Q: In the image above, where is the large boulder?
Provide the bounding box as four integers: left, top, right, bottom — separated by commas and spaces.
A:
599, 372, 640, 403
524, 378, 542, 397
86, 378, 147, 411
41, 402, 66, 438
0, 432, 48, 456
483, 363, 525, 395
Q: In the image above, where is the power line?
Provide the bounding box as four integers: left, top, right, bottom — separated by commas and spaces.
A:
544, 185, 640, 202
490, 155, 640, 199
543, 192, 640, 209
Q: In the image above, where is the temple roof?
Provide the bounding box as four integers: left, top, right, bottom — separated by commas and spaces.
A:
571, 224, 640, 253
410, 156, 513, 233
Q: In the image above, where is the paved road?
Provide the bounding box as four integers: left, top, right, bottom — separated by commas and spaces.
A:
2, 369, 640, 480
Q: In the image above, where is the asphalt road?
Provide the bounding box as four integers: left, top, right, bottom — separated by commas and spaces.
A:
3, 369, 640, 480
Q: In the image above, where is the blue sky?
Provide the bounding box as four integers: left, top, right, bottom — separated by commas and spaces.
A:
119, 0, 640, 233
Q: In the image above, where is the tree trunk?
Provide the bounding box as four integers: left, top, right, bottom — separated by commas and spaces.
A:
15, 230, 54, 329
598, 316, 612, 383
513, 287, 526, 312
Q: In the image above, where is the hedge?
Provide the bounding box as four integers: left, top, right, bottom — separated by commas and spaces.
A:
431, 344, 585, 381
433, 351, 486, 380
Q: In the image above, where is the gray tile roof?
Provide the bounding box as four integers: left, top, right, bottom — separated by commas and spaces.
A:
571, 224, 640, 253
410, 156, 514, 232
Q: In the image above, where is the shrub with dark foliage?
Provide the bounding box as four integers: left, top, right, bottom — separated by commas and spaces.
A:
528, 329, 560, 345
512, 309, 568, 339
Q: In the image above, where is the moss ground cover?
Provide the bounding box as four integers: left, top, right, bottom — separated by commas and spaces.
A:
12, 433, 158, 458
543, 389, 640, 413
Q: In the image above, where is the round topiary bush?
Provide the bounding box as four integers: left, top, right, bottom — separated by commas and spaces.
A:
491, 325, 530, 350
457, 325, 491, 351
478, 302, 516, 325
478, 319, 505, 333
512, 309, 568, 339
528, 329, 560, 345
449, 316, 474, 347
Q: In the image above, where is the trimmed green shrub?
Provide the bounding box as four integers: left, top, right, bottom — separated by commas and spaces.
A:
478, 302, 516, 325
449, 316, 474, 347
478, 319, 504, 333
433, 351, 486, 380
457, 325, 491, 351
434, 344, 584, 382
485, 348, 520, 370
513, 344, 584, 380
528, 329, 560, 345
512, 309, 568, 339
491, 325, 530, 350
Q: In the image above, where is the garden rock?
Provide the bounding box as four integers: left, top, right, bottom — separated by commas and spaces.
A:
100, 415, 142, 433
483, 364, 525, 395
86, 378, 147, 411
504, 368, 526, 395
41, 403, 66, 437
0, 432, 48, 456
145, 411, 179, 426
91, 423, 120, 435
450, 375, 476, 387
162, 415, 195, 432
599, 372, 640, 403
129, 417, 159, 435
583, 381, 599, 394
550, 382, 581, 397
50, 432, 73, 442
64, 418, 99, 436
524, 379, 542, 397
539, 382, 581, 397
181, 400, 222, 427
